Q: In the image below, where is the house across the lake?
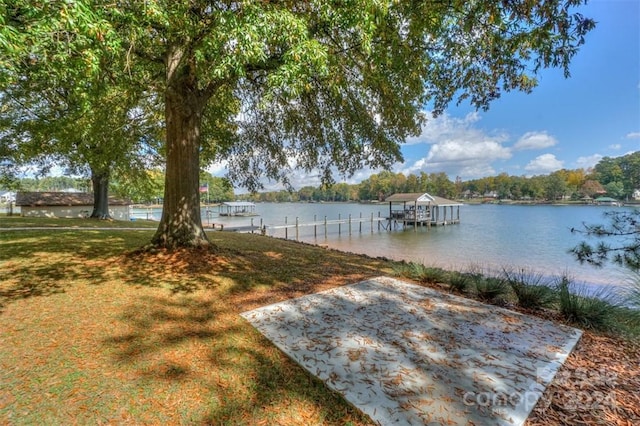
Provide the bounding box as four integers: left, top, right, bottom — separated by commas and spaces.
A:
385, 192, 463, 228
15, 192, 132, 220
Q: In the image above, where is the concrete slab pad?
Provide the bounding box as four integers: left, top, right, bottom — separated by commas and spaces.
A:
241, 277, 582, 425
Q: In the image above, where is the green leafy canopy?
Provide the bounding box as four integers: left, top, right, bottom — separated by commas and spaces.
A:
1, 0, 595, 246
2, 0, 595, 190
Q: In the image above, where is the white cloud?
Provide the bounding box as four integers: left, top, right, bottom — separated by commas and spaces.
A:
401, 111, 512, 179
524, 154, 564, 174
209, 154, 373, 191
265, 170, 322, 191
401, 138, 511, 179
625, 132, 640, 139
206, 160, 228, 176
609, 144, 622, 150
406, 111, 499, 145
513, 131, 557, 150
428, 140, 511, 163
575, 154, 603, 169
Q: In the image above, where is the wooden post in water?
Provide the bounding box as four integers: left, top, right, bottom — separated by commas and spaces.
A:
324, 216, 327, 238
314, 214, 317, 238
348, 214, 352, 235
338, 214, 341, 235
285, 216, 288, 239
371, 212, 374, 233
359, 212, 362, 233
251, 217, 254, 233
295, 217, 299, 241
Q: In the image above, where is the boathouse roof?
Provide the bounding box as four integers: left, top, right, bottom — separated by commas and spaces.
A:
16, 191, 131, 207
594, 197, 618, 203
385, 192, 462, 207
222, 201, 255, 207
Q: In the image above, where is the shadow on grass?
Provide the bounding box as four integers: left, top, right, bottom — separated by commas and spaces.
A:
0, 263, 66, 304
0, 225, 389, 421
103, 292, 370, 424
0, 229, 153, 312
118, 233, 390, 296
0, 228, 388, 315
104, 296, 224, 364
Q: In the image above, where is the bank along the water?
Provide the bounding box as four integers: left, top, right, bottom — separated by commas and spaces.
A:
132, 202, 637, 297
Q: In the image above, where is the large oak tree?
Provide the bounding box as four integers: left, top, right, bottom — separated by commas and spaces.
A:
1, 0, 595, 248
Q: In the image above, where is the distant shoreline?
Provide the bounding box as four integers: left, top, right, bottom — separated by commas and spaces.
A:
129, 200, 640, 208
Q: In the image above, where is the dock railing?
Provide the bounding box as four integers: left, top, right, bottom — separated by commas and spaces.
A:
262, 212, 388, 240
212, 207, 457, 238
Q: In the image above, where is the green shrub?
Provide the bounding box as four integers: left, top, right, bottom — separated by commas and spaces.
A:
447, 271, 473, 293
392, 262, 447, 284
614, 273, 640, 338
556, 275, 622, 331
418, 266, 447, 284
502, 267, 557, 309
624, 272, 640, 311
392, 261, 414, 279
474, 275, 510, 303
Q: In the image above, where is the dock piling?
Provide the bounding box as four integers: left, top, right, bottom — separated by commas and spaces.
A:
261, 211, 400, 240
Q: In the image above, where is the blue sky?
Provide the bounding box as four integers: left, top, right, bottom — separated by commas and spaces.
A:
392, 0, 640, 182
221, 0, 639, 191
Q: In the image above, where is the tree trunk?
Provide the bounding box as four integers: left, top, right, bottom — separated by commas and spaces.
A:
151, 74, 209, 248
90, 169, 111, 219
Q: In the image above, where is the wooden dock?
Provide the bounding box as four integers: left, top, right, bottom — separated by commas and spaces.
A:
211, 213, 389, 239
390, 217, 460, 228
388, 210, 460, 228
265, 213, 389, 239
209, 223, 261, 233
209, 200, 462, 241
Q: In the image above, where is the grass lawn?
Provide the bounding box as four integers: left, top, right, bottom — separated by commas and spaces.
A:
1, 216, 638, 425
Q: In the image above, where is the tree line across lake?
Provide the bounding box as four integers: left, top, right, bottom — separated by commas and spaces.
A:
245, 152, 639, 203
8, 151, 638, 205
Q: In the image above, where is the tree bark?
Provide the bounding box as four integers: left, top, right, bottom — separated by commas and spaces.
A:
90, 169, 111, 219
151, 71, 209, 248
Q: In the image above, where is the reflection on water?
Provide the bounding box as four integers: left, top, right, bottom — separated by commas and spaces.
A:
132, 202, 635, 289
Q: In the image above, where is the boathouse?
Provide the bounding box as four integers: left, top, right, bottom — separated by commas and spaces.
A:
218, 201, 258, 217
594, 196, 621, 206
385, 193, 462, 228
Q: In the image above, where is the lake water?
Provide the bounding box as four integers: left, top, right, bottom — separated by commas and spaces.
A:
133, 202, 637, 292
